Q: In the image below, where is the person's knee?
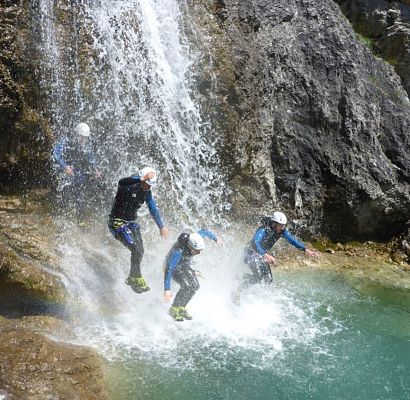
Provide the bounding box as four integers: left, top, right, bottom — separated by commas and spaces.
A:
191, 281, 200, 293
130, 243, 142, 255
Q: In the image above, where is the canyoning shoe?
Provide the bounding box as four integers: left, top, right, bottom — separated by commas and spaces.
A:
169, 306, 184, 322
179, 307, 193, 320
125, 276, 150, 293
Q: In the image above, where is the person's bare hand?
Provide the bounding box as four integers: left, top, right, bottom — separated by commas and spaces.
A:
164, 290, 173, 302
305, 248, 319, 257
160, 227, 170, 239
65, 166, 75, 176
264, 253, 276, 265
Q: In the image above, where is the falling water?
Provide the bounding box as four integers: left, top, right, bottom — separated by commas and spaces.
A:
34, 0, 243, 352
34, 0, 226, 225
31, 2, 410, 399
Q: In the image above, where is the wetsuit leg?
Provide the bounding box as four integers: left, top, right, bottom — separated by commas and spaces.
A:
113, 225, 144, 278
59, 176, 76, 214
250, 259, 272, 284
75, 173, 89, 222
172, 267, 200, 308
244, 251, 272, 285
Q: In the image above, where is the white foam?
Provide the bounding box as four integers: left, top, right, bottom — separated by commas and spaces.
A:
60, 226, 340, 371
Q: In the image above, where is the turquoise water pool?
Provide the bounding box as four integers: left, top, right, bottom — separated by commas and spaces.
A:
103, 271, 410, 400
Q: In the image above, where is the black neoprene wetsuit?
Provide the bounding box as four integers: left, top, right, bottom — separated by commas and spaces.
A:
108, 176, 164, 278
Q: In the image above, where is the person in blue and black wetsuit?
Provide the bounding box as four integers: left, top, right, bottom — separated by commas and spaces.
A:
243, 211, 318, 286
52, 122, 102, 220
108, 167, 169, 294
164, 230, 223, 321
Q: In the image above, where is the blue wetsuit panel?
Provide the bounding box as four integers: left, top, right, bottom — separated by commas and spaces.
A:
145, 190, 165, 229
282, 229, 306, 250
198, 229, 217, 242
253, 227, 267, 255
164, 249, 183, 290
53, 140, 68, 168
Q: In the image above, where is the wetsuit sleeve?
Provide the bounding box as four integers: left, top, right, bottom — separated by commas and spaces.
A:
118, 175, 141, 187
253, 227, 267, 255
145, 191, 165, 229
197, 229, 218, 242
282, 229, 306, 251
52, 140, 67, 168
164, 249, 183, 290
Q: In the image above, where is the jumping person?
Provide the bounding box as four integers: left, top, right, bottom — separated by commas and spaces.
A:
164, 230, 223, 321
52, 122, 101, 220
108, 167, 169, 294
242, 211, 318, 286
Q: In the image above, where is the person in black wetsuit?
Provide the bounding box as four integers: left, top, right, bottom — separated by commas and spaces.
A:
242, 211, 318, 287
108, 167, 169, 293
52, 122, 102, 220
163, 230, 223, 321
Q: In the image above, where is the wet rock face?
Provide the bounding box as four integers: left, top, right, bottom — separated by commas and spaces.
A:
335, 0, 410, 96
0, 196, 109, 398
0, 1, 409, 241
0, 2, 53, 189
0, 194, 66, 303
189, 0, 410, 241
0, 316, 108, 400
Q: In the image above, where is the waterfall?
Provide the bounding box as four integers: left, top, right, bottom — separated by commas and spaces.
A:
34, 0, 228, 226
33, 0, 243, 352
26, 8, 350, 398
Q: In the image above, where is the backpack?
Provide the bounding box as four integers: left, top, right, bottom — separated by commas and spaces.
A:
261, 216, 273, 228
177, 232, 190, 247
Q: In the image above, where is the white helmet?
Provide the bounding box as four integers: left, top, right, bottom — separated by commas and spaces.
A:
139, 166, 158, 187
188, 233, 205, 251
75, 122, 91, 137
272, 211, 287, 225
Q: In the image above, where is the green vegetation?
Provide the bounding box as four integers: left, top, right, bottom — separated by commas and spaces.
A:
311, 238, 338, 252
385, 55, 400, 67
356, 33, 375, 51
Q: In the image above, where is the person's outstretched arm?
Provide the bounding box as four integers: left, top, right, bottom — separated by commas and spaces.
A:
163, 249, 182, 302
145, 191, 169, 239
282, 230, 318, 256
197, 229, 224, 245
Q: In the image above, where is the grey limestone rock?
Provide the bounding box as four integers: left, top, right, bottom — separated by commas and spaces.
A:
188, 0, 410, 241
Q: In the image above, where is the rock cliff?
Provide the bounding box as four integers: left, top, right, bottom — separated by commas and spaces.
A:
188, 0, 410, 241
0, 2, 54, 189
1, 0, 409, 240
336, 0, 410, 96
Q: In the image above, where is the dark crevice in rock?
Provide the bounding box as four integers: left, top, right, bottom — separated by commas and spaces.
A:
0, 277, 67, 319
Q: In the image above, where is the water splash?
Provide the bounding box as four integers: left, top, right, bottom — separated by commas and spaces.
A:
34, 0, 335, 375
35, 0, 227, 225
59, 226, 341, 372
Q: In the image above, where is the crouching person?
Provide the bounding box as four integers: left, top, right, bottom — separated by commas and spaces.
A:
163, 230, 222, 321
